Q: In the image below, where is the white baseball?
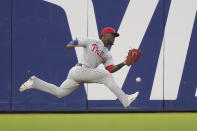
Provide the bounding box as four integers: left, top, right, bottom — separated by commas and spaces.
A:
136, 77, 141, 83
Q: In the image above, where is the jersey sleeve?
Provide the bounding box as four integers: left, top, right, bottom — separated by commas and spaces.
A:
76, 38, 90, 47
103, 53, 114, 68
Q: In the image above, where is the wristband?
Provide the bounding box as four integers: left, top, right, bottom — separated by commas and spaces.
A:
72, 39, 78, 45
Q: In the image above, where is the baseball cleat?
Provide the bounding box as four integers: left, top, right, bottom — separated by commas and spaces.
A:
125, 91, 139, 108
19, 76, 35, 92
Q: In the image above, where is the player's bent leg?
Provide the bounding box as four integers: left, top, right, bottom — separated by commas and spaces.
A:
58, 79, 81, 98
80, 68, 130, 108
103, 77, 139, 108
19, 76, 81, 98
92, 69, 139, 108
102, 77, 129, 108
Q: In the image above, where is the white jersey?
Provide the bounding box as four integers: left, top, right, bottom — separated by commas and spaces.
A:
19, 38, 138, 109
77, 38, 113, 68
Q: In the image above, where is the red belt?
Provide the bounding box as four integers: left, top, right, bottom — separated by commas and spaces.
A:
76, 63, 83, 66
76, 63, 92, 68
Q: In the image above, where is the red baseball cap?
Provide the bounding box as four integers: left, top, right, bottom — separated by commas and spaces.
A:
101, 27, 119, 37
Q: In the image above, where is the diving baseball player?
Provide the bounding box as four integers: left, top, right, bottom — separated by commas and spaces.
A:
19, 27, 142, 108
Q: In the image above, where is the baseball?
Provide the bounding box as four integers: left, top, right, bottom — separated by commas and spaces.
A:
136, 77, 141, 83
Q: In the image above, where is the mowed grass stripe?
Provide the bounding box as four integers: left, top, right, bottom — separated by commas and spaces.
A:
0, 113, 196, 131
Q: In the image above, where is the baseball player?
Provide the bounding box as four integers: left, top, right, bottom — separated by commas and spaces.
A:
19, 27, 141, 108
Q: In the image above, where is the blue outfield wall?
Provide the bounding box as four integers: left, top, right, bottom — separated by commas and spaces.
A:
12, 0, 87, 111
164, 12, 197, 111
0, 0, 11, 111
0, 0, 197, 111
88, 0, 169, 111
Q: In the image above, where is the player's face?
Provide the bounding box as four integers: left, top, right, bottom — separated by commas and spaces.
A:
103, 33, 115, 45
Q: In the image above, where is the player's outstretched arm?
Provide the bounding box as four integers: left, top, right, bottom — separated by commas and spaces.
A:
110, 62, 126, 73
66, 43, 76, 50
106, 48, 142, 73
106, 61, 126, 73
66, 40, 78, 50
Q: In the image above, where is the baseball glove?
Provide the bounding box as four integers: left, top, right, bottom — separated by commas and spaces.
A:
125, 49, 142, 66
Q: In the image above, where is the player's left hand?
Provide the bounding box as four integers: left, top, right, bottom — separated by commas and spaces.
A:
125, 49, 142, 66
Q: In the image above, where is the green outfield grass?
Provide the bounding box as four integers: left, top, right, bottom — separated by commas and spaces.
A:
0, 113, 196, 131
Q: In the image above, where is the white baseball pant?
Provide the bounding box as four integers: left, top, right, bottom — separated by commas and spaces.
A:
31, 65, 129, 107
